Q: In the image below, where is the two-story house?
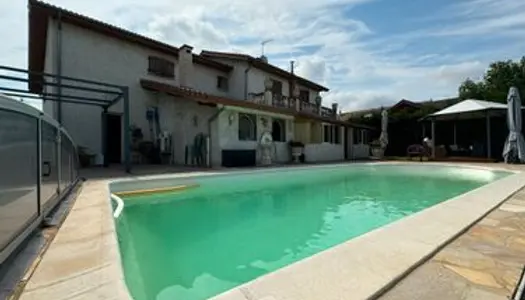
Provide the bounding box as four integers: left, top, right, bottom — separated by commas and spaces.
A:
28, 0, 371, 168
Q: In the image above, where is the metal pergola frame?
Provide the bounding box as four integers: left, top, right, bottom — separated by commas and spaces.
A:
0, 65, 131, 172
421, 109, 506, 159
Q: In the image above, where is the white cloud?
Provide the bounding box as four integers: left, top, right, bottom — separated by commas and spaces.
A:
0, 0, 523, 113
295, 57, 327, 84
329, 91, 395, 112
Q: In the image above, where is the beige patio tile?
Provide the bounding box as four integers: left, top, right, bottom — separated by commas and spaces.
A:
211, 288, 249, 300
479, 218, 501, 227
443, 264, 502, 289
500, 203, 525, 213
20, 264, 125, 300
243, 234, 434, 300
23, 233, 118, 291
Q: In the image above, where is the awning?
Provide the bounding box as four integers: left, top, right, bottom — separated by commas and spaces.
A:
140, 79, 373, 129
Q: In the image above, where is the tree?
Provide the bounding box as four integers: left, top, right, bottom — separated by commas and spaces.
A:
458, 79, 485, 100
458, 56, 525, 103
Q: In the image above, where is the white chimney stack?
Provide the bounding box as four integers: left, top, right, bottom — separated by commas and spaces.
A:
179, 44, 194, 88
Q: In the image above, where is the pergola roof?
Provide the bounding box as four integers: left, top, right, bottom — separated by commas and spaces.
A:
425, 99, 509, 121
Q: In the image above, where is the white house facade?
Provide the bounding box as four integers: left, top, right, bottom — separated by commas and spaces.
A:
28, 0, 371, 168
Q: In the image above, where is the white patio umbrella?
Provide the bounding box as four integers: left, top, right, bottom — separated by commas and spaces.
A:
502, 87, 525, 163
379, 109, 388, 149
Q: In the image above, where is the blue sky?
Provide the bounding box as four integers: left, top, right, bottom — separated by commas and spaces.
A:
0, 0, 524, 111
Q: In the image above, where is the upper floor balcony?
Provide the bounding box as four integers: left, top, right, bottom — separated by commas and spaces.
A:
248, 93, 338, 119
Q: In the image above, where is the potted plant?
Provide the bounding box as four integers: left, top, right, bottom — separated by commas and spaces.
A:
369, 139, 384, 159
289, 140, 305, 163
78, 146, 95, 167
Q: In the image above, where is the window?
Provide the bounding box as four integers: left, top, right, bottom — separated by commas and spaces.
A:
353, 128, 362, 144
323, 125, 331, 143
362, 129, 369, 144
353, 129, 368, 144
334, 126, 341, 144
299, 90, 309, 102
271, 119, 286, 142
238, 113, 257, 141
272, 79, 283, 96
323, 124, 340, 144
148, 56, 175, 78
217, 76, 229, 91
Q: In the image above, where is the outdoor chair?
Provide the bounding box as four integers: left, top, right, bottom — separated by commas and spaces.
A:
406, 144, 426, 161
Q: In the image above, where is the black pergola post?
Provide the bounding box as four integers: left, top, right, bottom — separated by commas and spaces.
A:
123, 87, 131, 173
431, 119, 436, 158
102, 107, 108, 167
486, 112, 492, 159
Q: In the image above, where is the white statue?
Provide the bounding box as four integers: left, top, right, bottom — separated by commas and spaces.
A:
259, 131, 274, 165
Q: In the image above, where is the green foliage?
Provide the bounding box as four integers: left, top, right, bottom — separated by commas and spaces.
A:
458, 56, 525, 103
458, 79, 485, 100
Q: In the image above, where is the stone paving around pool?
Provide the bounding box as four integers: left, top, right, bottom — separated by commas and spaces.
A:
380, 187, 525, 300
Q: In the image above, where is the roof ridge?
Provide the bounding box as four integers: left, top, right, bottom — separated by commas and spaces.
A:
200, 49, 329, 92
30, 0, 179, 53
28, 0, 233, 78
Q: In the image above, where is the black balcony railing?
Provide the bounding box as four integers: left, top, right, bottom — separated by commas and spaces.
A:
320, 106, 334, 117
300, 100, 318, 114
250, 93, 337, 119
272, 94, 287, 108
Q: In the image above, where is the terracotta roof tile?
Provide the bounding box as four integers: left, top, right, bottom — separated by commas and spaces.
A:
140, 79, 372, 128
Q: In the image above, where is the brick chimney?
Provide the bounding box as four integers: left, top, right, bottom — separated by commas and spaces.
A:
179, 44, 194, 88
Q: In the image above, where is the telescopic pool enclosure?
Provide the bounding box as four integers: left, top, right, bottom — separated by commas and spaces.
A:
0, 64, 130, 265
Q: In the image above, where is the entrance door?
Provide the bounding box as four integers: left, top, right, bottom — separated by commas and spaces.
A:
105, 114, 122, 164
344, 127, 348, 160
346, 127, 353, 160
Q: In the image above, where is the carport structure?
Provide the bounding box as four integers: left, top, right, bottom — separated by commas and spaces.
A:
0, 64, 131, 172
422, 99, 508, 159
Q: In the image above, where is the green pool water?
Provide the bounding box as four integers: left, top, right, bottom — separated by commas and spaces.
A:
114, 165, 508, 300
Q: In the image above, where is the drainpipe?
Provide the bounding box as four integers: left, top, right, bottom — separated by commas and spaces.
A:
55, 11, 63, 123
207, 106, 226, 167
244, 61, 252, 100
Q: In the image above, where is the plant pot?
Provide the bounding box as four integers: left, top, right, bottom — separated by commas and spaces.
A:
291, 146, 303, 155
78, 153, 95, 167
371, 147, 384, 158
291, 146, 303, 163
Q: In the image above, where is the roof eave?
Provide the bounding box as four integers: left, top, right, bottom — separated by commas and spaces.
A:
140, 78, 354, 126
27, 0, 233, 90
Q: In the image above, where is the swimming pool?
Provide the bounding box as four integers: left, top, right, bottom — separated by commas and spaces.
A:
113, 164, 509, 300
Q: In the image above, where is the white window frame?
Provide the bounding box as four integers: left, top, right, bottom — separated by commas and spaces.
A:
238, 113, 257, 141
271, 118, 286, 142
323, 124, 340, 144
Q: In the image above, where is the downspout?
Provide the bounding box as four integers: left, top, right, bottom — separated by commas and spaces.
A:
55, 11, 63, 123
244, 61, 252, 100
207, 106, 226, 167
